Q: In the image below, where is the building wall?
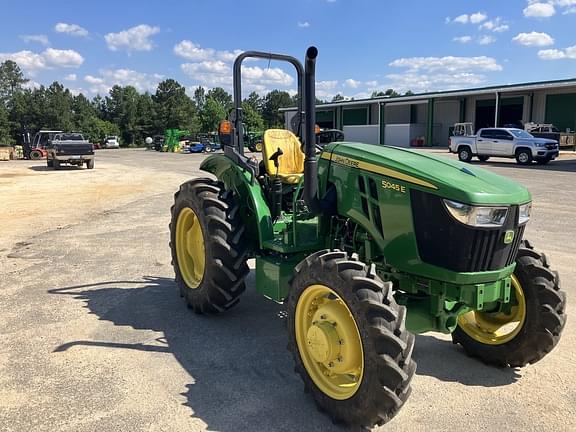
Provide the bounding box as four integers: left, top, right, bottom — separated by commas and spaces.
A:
343, 125, 380, 144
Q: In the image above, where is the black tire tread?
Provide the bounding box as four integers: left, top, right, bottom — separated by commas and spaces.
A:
453, 240, 567, 367
286, 250, 416, 428
169, 178, 249, 314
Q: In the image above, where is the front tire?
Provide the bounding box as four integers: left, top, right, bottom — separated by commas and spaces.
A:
53, 159, 60, 170
287, 250, 416, 428
516, 149, 533, 165
47, 158, 53, 168
452, 240, 566, 367
458, 146, 472, 162
170, 179, 249, 314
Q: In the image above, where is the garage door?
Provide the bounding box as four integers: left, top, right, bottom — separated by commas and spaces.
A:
546, 93, 576, 132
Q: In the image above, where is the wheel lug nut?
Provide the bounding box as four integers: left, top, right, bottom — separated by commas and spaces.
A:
328, 362, 334, 368
320, 314, 327, 320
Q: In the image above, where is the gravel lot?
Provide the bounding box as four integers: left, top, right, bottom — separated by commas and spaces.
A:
1, 148, 575, 432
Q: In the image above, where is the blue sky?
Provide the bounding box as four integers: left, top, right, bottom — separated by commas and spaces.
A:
0, 0, 574, 100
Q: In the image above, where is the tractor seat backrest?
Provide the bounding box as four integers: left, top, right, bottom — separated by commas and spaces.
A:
262, 129, 305, 183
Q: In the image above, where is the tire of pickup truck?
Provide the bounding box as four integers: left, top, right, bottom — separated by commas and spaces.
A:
46, 158, 53, 168
477, 155, 490, 162
516, 149, 533, 165
86, 159, 94, 169
458, 146, 473, 163
53, 159, 60, 170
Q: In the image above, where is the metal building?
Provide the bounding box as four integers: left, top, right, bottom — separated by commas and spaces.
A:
282, 78, 576, 147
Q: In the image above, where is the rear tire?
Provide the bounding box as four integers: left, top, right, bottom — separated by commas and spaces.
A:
86, 159, 94, 169
47, 159, 53, 168
53, 159, 60, 170
516, 149, 533, 165
452, 240, 566, 367
458, 146, 472, 162
204, 143, 212, 153
287, 250, 416, 428
30, 149, 43, 160
170, 178, 249, 314
477, 155, 490, 162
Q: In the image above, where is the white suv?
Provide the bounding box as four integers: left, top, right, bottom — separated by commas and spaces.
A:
103, 136, 120, 149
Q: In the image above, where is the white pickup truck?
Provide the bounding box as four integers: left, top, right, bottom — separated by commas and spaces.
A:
449, 127, 559, 165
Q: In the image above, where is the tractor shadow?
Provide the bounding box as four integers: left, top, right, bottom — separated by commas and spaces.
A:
49, 275, 343, 432
413, 334, 521, 386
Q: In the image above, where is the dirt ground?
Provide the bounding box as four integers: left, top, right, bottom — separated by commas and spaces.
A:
1, 149, 575, 432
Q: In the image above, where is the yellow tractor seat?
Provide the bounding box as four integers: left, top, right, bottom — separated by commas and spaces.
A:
262, 129, 305, 184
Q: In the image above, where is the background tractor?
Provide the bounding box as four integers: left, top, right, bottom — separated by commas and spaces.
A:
169, 47, 567, 428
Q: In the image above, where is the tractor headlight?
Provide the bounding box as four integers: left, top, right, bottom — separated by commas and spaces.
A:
518, 202, 532, 225
443, 199, 508, 227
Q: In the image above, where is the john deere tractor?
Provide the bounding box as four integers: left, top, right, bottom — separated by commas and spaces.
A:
169, 47, 566, 428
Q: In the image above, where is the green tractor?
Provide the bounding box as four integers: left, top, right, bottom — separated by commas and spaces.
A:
169, 47, 566, 428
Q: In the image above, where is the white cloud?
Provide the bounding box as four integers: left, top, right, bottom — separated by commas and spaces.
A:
453, 14, 469, 24
512, 31, 554, 46
478, 35, 497, 45
385, 72, 487, 93
42, 48, 84, 67
538, 45, 576, 59
105, 25, 160, 52
83, 68, 164, 94
297, 21, 310, 28
0, 48, 83, 74
181, 60, 295, 94
453, 36, 472, 43
480, 17, 509, 32
315, 80, 339, 98
23, 80, 41, 90
523, 2, 556, 17
173, 40, 242, 62
386, 55, 502, 93
54, 23, 88, 37
450, 12, 486, 24
470, 12, 488, 23
344, 78, 361, 88
19, 34, 50, 46
64, 73, 77, 81
390, 56, 503, 72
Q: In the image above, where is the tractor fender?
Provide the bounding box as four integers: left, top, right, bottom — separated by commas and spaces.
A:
200, 154, 273, 249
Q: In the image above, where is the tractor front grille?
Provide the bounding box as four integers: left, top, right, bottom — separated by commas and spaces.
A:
410, 190, 524, 273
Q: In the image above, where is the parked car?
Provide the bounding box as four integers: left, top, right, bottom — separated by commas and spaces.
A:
46, 133, 95, 169
102, 136, 120, 149
316, 128, 345, 147
449, 127, 559, 165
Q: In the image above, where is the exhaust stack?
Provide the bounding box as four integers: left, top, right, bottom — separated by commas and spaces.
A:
303, 46, 321, 214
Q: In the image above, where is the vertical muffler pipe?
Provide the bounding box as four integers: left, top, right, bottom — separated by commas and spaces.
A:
303, 46, 321, 214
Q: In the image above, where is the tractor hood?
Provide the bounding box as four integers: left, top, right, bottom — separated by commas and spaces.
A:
324, 142, 531, 205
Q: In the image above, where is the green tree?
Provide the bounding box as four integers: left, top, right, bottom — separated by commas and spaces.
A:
242, 101, 264, 132
200, 98, 227, 132
262, 90, 293, 128
206, 87, 232, 112
106, 85, 139, 144
331, 94, 345, 102
193, 86, 206, 112
43, 82, 74, 131
0, 60, 28, 105
0, 105, 12, 144
153, 79, 197, 133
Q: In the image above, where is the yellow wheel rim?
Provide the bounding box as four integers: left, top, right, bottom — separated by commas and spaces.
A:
255, 142, 262, 152
295, 284, 364, 400
175, 207, 205, 288
458, 275, 526, 345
